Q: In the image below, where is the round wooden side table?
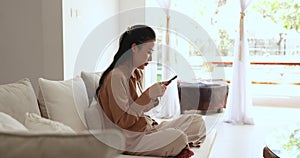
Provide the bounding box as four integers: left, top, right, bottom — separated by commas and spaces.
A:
263, 127, 300, 158
263, 146, 279, 158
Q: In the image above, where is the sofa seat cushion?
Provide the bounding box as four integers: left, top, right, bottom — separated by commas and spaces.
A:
0, 78, 40, 124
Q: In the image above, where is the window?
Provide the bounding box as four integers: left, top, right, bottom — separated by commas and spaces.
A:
145, 0, 300, 106
145, 0, 300, 84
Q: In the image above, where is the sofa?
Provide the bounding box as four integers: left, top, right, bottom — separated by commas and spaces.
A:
0, 71, 217, 158
0, 71, 126, 158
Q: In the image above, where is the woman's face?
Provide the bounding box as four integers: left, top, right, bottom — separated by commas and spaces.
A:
132, 40, 155, 68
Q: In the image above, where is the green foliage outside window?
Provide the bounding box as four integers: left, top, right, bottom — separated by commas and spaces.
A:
217, 29, 234, 56
283, 128, 300, 158
253, 0, 300, 33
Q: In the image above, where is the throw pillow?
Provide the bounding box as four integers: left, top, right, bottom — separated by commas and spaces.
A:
84, 98, 103, 130
24, 112, 75, 134
0, 78, 41, 124
0, 112, 28, 132
38, 77, 89, 131
80, 71, 102, 105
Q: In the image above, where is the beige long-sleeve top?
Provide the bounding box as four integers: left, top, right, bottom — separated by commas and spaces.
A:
98, 64, 158, 133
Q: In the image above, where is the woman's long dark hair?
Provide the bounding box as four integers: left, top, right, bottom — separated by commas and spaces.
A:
96, 25, 156, 96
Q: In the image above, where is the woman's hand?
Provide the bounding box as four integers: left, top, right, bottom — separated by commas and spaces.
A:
161, 81, 169, 86
147, 82, 166, 99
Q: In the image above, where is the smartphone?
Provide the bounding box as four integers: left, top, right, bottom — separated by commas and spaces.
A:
165, 75, 177, 85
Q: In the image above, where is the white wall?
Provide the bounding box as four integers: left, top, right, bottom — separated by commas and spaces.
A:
0, 0, 147, 92
41, 0, 64, 81
119, 0, 146, 32
93, 0, 147, 73
0, 0, 63, 93
63, 0, 147, 78
63, 0, 119, 79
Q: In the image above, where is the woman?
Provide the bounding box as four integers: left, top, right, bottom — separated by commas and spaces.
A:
96, 25, 206, 157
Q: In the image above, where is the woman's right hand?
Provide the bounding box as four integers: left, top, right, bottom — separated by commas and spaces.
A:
147, 82, 166, 99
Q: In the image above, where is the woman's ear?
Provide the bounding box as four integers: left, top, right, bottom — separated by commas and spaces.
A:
131, 43, 138, 53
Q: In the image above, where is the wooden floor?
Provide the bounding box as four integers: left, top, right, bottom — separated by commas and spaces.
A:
210, 106, 300, 158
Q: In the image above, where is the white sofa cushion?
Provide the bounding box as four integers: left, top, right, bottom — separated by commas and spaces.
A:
38, 77, 89, 131
0, 112, 28, 132
24, 112, 75, 134
80, 71, 102, 105
85, 98, 103, 130
0, 78, 41, 124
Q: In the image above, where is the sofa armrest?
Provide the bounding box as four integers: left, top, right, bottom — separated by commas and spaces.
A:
0, 129, 124, 158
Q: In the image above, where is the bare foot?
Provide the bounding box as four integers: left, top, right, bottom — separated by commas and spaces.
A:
189, 142, 201, 148
176, 148, 194, 158
189, 135, 206, 148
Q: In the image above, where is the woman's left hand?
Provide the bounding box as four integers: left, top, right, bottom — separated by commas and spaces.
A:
147, 82, 167, 99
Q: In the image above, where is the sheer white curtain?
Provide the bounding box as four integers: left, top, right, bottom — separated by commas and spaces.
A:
145, 0, 181, 119
223, 0, 254, 125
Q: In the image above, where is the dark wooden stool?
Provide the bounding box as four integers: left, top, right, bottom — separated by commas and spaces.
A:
177, 81, 228, 114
